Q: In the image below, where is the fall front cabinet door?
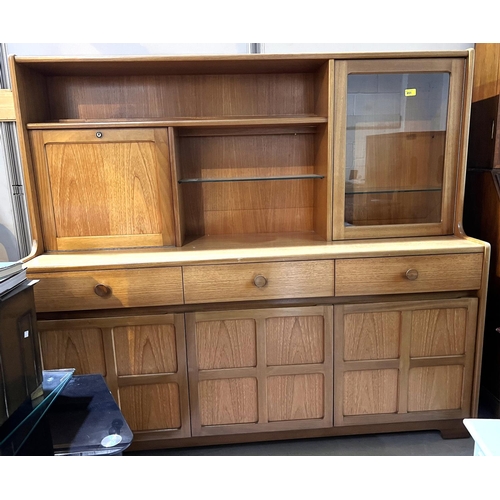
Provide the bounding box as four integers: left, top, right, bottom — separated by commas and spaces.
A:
334, 298, 478, 426
29, 128, 176, 251
37, 314, 190, 439
186, 306, 333, 436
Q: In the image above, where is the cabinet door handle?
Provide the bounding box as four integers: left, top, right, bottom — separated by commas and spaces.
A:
253, 275, 268, 288
94, 283, 112, 297
405, 269, 419, 281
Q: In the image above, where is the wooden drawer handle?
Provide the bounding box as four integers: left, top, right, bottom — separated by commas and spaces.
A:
253, 275, 268, 288
94, 283, 112, 297
405, 269, 419, 281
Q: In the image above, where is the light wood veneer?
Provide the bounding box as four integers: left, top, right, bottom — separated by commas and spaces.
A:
30, 267, 184, 312
7, 50, 489, 450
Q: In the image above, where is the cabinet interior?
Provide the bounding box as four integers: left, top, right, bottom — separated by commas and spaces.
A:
20, 58, 329, 122
19, 59, 332, 247
174, 124, 329, 242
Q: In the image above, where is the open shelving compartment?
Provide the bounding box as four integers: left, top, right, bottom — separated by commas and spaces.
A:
14, 55, 333, 251
170, 121, 331, 247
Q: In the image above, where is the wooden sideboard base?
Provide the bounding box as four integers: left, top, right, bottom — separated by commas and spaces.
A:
126, 419, 471, 453
439, 425, 471, 440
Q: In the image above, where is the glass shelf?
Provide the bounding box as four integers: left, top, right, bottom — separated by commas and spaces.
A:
345, 187, 442, 195
0, 369, 74, 455
179, 174, 324, 184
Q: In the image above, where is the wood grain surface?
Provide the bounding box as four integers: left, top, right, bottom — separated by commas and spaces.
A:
336, 253, 483, 296
114, 323, 178, 375
31, 267, 184, 312
183, 260, 334, 304
38, 327, 106, 375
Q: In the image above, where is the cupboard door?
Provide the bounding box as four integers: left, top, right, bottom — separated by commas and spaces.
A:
29, 128, 176, 251
186, 306, 333, 436
334, 298, 478, 426
38, 314, 190, 439
333, 58, 466, 240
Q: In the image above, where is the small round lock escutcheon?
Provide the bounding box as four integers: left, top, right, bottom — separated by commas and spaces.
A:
96, 131, 103, 138
94, 283, 112, 297
405, 268, 419, 281
253, 275, 268, 288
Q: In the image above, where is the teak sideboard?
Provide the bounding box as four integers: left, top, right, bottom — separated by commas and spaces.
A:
9, 50, 490, 451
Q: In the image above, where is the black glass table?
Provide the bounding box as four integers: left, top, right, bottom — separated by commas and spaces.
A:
0, 370, 133, 455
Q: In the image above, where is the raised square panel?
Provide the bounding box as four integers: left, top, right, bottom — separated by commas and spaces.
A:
267, 374, 324, 421
198, 378, 258, 426
408, 365, 463, 412
119, 383, 181, 431
344, 311, 400, 361
114, 324, 177, 375
266, 316, 324, 366
196, 319, 256, 370
39, 328, 106, 376
343, 369, 398, 416
410, 308, 467, 357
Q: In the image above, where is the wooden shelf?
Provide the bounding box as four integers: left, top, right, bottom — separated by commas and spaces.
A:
26, 116, 328, 130
179, 174, 324, 184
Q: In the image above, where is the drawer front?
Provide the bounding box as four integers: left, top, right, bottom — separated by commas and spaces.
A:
335, 253, 483, 297
31, 267, 184, 312
183, 260, 335, 304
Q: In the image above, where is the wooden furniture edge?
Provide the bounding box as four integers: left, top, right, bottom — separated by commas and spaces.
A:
23, 236, 486, 274
8, 55, 45, 258
0, 89, 15, 121
126, 418, 470, 452
11, 51, 472, 65
463, 236, 491, 417
454, 48, 475, 235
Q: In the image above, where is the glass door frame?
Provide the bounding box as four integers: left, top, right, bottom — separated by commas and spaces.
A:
332, 58, 465, 240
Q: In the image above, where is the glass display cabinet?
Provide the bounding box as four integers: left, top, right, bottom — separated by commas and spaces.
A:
333, 58, 465, 239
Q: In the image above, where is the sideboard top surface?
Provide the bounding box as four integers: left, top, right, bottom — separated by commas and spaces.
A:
25, 235, 486, 273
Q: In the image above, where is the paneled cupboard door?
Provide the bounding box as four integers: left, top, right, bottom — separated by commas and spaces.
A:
29, 128, 177, 251
37, 314, 190, 439
334, 298, 478, 426
186, 306, 333, 436
333, 59, 466, 239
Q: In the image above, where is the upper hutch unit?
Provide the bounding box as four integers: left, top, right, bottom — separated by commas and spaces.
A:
9, 50, 491, 451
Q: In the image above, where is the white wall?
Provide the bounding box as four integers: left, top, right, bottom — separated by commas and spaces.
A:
7, 43, 251, 56
262, 43, 474, 53
7, 43, 475, 57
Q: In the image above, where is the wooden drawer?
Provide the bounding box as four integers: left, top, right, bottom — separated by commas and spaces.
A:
31, 267, 184, 312
335, 253, 483, 297
183, 260, 335, 304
